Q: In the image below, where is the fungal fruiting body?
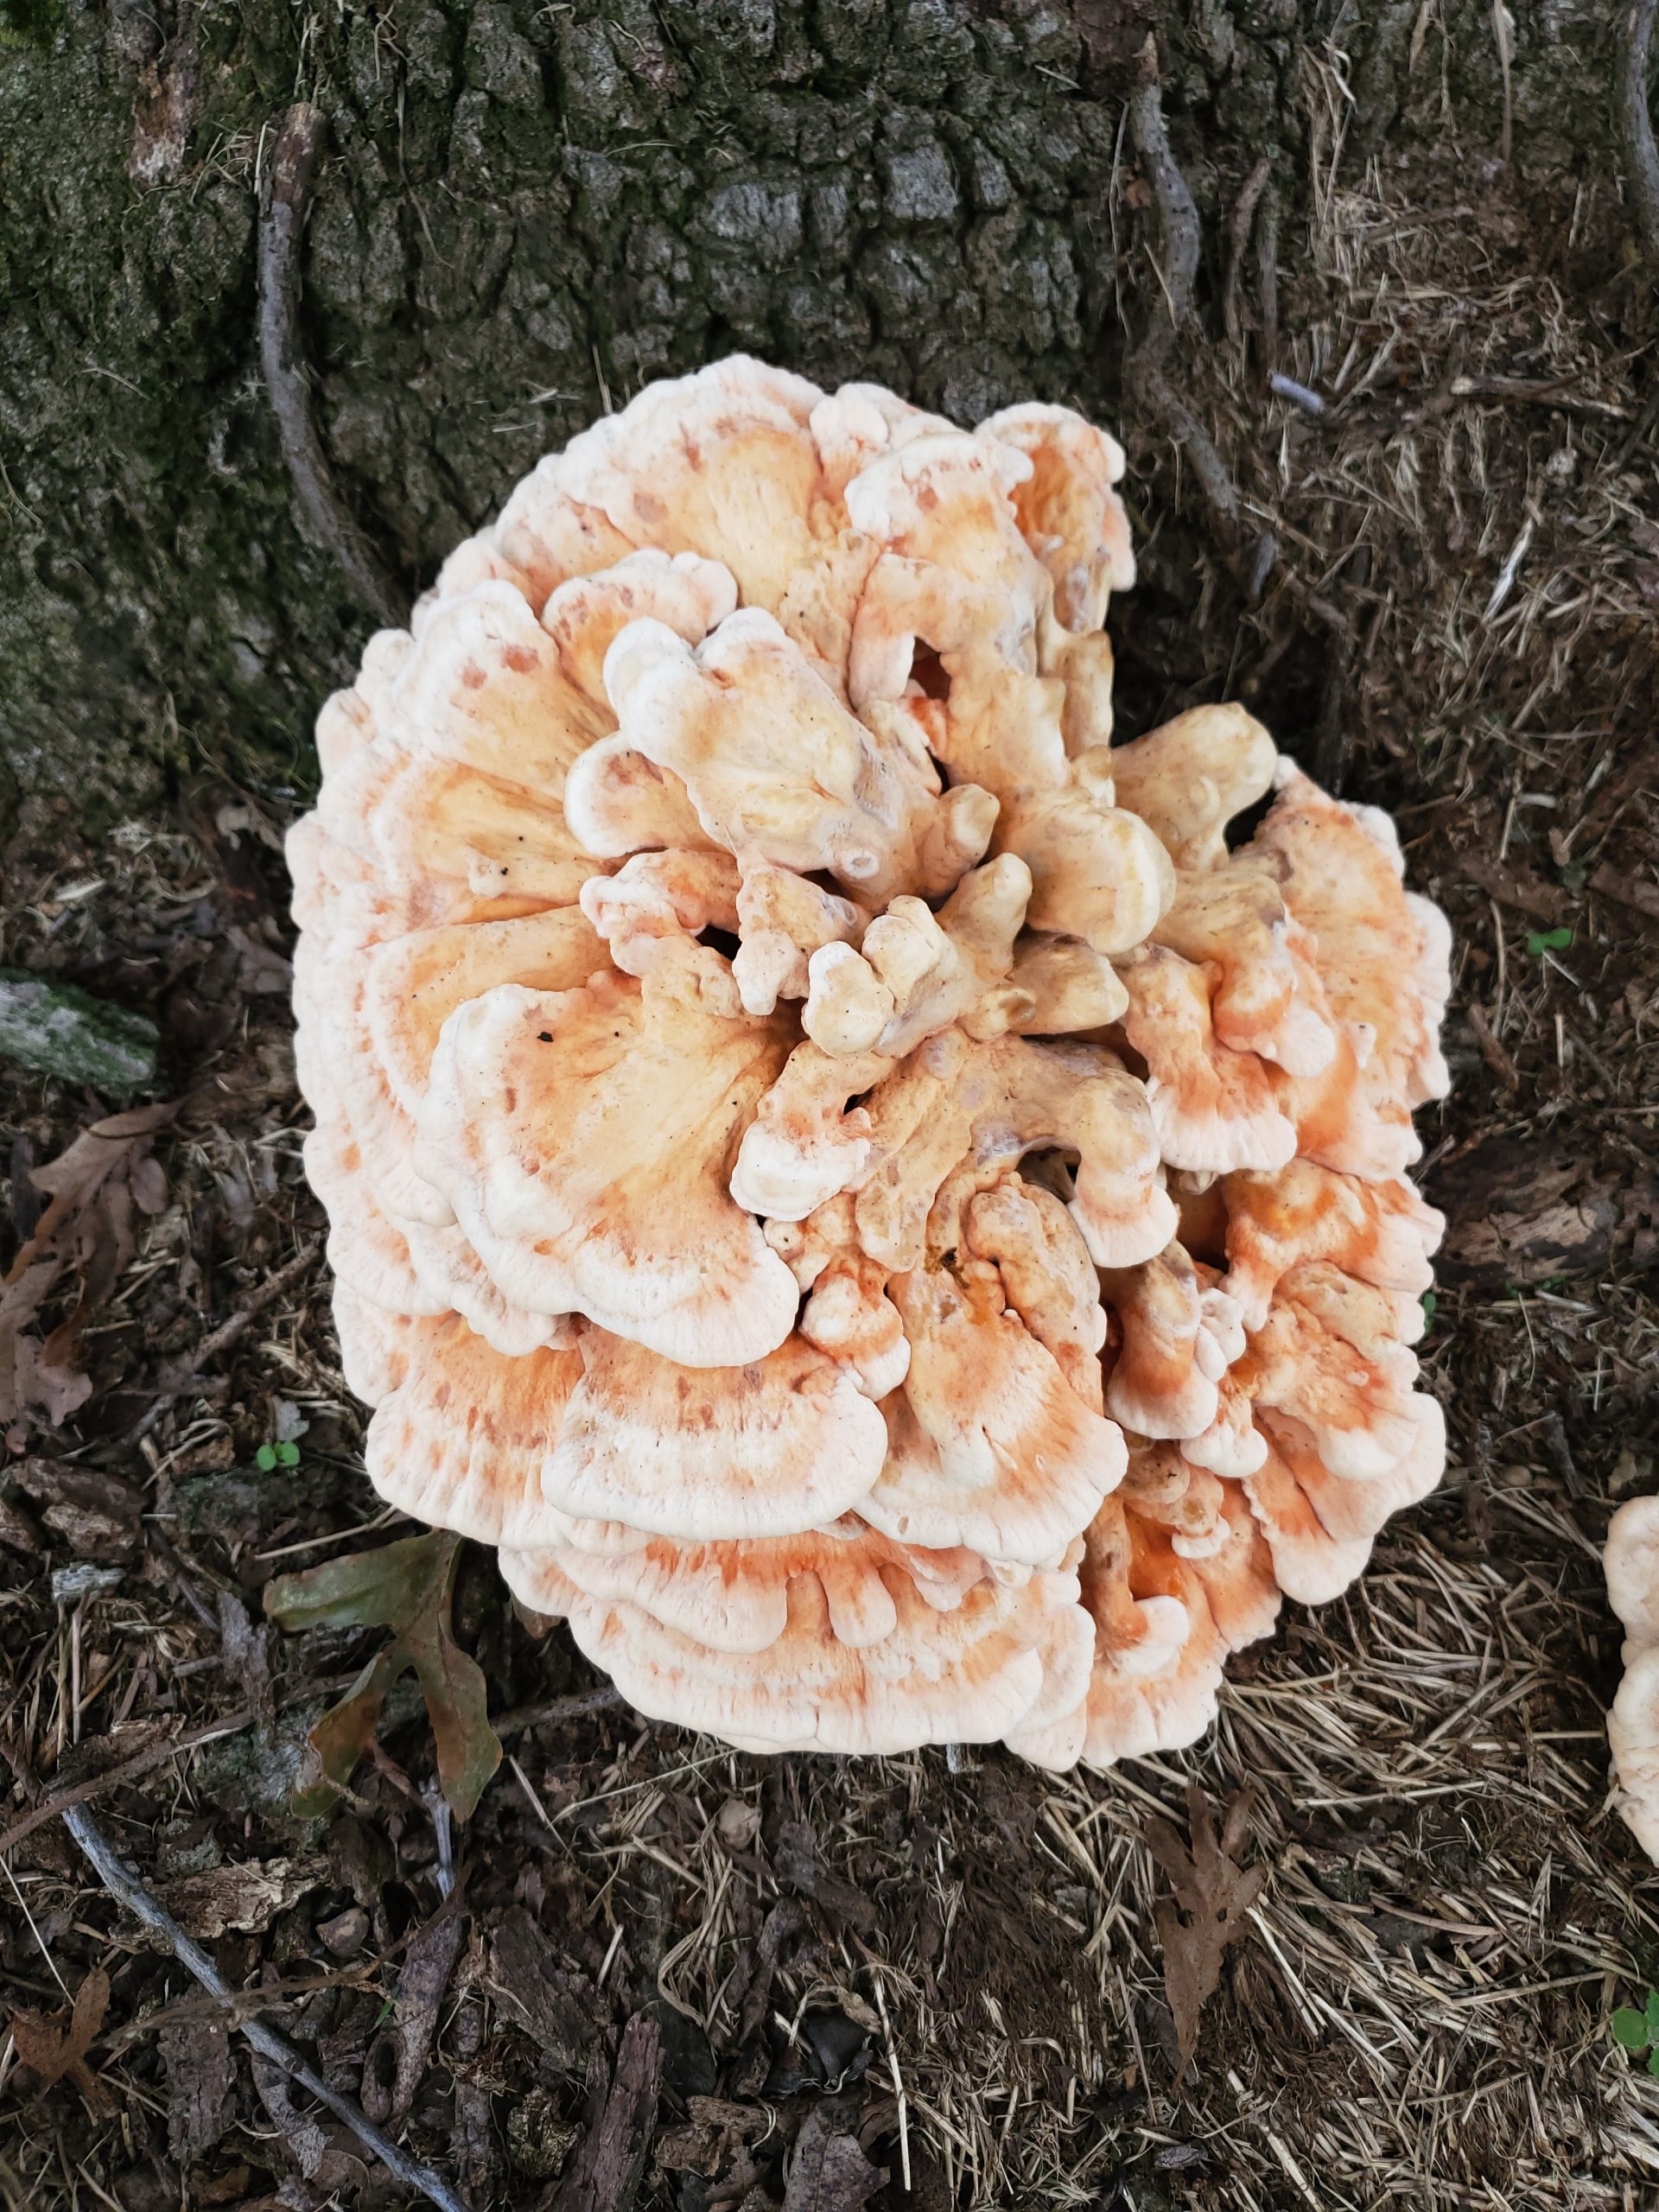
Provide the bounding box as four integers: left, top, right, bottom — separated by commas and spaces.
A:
1604, 1497, 1659, 1859
289, 357, 1452, 1767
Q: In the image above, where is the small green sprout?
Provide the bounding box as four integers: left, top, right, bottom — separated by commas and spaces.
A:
1420, 1290, 1437, 1331
1525, 925, 1573, 957
1611, 1990, 1659, 2075
255, 1440, 302, 1471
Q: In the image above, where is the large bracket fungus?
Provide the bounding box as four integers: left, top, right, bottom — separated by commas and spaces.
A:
290, 356, 1452, 1768
1605, 1497, 1659, 1859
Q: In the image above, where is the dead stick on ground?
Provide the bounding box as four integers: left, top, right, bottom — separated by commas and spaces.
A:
494, 1684, 625, 1738
1618, 0, 1659, 275
63, 1802, 474, 2212
0, 1670, 362, 1857
1223, 155, 1272, 349
125, 1235, 322, 1442
257, 105, 406, 630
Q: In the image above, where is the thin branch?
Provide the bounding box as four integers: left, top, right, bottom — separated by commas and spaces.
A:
125, 1233, 322, 1442
63, 1802, 474, 2212
494, 1683, 626, 1738
1618, 0, 1659, 274
257, 105, 406, 630
1130, 78, 1201, 342
1256, 180, 1281, 374
1223, 156, 1272, 348
0, 1671, 359, 1857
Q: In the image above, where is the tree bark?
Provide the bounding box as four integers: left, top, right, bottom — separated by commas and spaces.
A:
0, 0, 1623, 827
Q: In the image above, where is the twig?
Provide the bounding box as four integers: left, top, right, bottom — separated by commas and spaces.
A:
1256, 181, 1281, 376
1492, 0, 1515, 167
1465, 1001, 1522, 1091
257, 105, 406, 630
494, 1684, 625, 1738
1590, 861, 1659, 921
143, 1522, 219, 1630
104, 1960, 391, 2050
62, 1802, 474, 2212
1223, 156, 1272, 347
0, 1714, 253, 1858
1619, 0, 1659, 273
1269, 372, 1325, 415
124, 1234, 322, 1442
0, 1671, 361, 1857
1313, 543, 1371, 794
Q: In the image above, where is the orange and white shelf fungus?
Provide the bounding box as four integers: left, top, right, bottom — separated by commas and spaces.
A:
290, 355, 1452, 1769
1605, 1498, 1659, 1861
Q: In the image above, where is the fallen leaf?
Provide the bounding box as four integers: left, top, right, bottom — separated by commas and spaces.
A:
217, 1587, 275, 1731
1145, 1783, 1266, 2075
385, 1900, 468, 2120
655, 2097, 773, 2179
1460, 852, 1566, 923
773, 1819, 877, 1936
8, 1967, 111, 2111
160, 1855, 327, 1939
0, 1101, 176, 1443
738, 1897, 807, 2046
783, 2102, 887, 2212
264, 1529, 502, 1821
715, 1797, 760, 1853
1433, 1136, 1623, 1287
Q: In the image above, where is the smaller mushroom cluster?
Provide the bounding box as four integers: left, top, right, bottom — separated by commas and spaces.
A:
289, 356, 1452, 1767
1605, 1499, 1659, 1859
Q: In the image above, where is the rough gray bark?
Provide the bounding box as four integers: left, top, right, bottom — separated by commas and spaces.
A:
0, 0, 1621, 826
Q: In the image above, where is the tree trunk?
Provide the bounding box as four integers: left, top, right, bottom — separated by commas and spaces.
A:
0, 0, 1624, 830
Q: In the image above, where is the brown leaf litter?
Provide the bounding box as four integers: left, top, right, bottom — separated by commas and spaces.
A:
0, 1101, 175, 1440
7, 1968, 110, 2114
1145, 1784, 1267, 2075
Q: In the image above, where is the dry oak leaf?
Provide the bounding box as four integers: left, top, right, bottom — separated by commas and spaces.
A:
8, 1966, 111, 2112
783, 2102, 887, 2212
0, 1100, 175, 1440
159, 1856, 327, 1939
1145, 1783, 1265, 2074
264, 1528, 500, 1821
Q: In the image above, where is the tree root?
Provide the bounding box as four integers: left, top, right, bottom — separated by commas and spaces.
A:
1618, 0, 1659, 274
258, 105, 407, 632
1125, 45, 1357, 778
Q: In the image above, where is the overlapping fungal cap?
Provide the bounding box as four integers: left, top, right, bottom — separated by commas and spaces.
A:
289, 355, 1452, 1770
1605, 1497, 1659, 1860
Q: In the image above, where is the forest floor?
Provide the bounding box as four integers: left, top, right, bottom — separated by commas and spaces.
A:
0, 121, 1657, 2212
